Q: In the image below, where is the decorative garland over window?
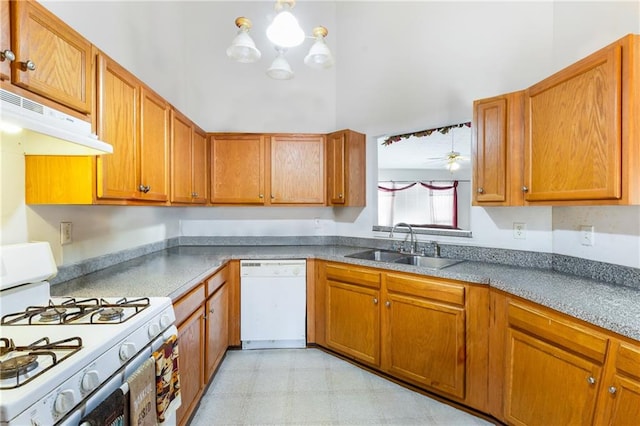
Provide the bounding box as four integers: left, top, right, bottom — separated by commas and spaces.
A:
382, 122, 471, 146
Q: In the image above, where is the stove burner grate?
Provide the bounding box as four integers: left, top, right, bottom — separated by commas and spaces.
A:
98, 307, 124, 322
0, 336, 82, 389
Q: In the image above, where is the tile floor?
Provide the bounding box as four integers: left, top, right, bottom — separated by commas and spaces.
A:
190, 348, 493, 425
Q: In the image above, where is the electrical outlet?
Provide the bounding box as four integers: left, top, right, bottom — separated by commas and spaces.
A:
513, 222, 526, 239
60, 222, 72, 245
580, 225, 594, 246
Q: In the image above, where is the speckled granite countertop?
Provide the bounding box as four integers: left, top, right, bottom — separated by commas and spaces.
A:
51, 245, 640, 342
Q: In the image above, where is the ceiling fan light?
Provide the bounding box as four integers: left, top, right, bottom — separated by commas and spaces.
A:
227, 17, 261, 63
266, 9, 305, 48
266, 52, 294, 79
446, 161, 461, 171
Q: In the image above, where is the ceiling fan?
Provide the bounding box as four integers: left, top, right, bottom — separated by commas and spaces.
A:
425, 129, 469, 171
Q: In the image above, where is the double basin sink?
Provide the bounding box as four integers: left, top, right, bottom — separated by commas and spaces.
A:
345, 249, 464, 270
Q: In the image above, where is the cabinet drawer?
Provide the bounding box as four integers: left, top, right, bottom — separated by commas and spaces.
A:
508, 301, 608, 363
325, 263, 380, 289
616, 343, 640, 379
386, 273, 465, 306
206, 265, 229, 297
174, 283, 205, 326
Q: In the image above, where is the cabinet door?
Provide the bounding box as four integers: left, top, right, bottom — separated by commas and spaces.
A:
210, 134, 265, 204
11, 0, 92, 113
474, 97, 507, 203
192, 128, 207, 204
205, 283, 228, 382
596, 342, 640, 425
139, 87, 170, 202
505, 329, 602, 426
326, 131, 346, 205
384, 292, 466, 398
326, 279, 380, 366
170, 110, 193, 203
0, 0, 10, 81
176, 308, 205, 426
96, 54, 138, 200
270, 135, 325, 204
524, 44, 622, 202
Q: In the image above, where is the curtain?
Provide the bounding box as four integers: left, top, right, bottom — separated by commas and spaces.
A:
378, 181, 458, 229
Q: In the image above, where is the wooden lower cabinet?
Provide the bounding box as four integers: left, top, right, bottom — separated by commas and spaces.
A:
325, 263, 381, 367
173, 283, 206, 426
173, 265, 232, 426
320, 261, 489, 411
383, 273, 466, 399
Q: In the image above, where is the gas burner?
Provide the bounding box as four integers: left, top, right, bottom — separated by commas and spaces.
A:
0, 355, 38, 379
39, 307, 66, 323
98, 307, 124, 322
0, 337, 82, 390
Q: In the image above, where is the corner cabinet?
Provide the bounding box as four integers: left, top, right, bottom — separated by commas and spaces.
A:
472, 91, 525, 206
8, 0, 92, 114
524, 33, 640, 205
326, 129, 366, 206
170, 110, 207, 204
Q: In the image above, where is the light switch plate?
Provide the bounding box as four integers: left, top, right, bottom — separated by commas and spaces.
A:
60, 222, 72, 245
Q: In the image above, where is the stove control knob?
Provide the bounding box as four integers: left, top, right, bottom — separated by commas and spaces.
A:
119, 342, 137, 361
81, 370, 100, 392
54, 390, 76, 414
148, 322, 161, 338
160, 314, 173, 329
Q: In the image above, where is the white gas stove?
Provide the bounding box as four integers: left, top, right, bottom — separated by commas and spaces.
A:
0, 243, 177, 426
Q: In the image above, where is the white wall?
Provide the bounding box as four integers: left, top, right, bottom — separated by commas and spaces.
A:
3, 1, 637, 269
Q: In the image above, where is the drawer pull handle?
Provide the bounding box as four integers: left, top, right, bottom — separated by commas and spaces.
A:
587, 376, 596, 385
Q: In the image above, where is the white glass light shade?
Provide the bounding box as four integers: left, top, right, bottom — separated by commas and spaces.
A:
266, 53, 294, 80
304, 38, 333, 69
266, 10, 305, 48
227, 25, 261, 63
446, 160, 461, 171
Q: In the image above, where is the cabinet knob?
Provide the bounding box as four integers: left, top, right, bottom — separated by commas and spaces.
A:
138, 184, 150, 193
1, 49, 15, 62
21, 60, 36, 71
477, 188, 484, 194
373, 298, 378, 305
338, 193, 343, 199
192, 192, 198, 198
608, 386, 617, 395
385, 301, 391, 307
587, 376, 597, 385
209, 308, 215, 314
522, 186, 529, 192
259, 194, 264, 199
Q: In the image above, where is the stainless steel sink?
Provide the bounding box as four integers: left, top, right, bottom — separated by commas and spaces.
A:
344, 249, 409, 262
393, 255, 464, 269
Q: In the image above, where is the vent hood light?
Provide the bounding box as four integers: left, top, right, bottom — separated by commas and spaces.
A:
0, 89, 113, 155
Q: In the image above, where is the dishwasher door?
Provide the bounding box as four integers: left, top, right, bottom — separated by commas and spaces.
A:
240, 260, 307, 350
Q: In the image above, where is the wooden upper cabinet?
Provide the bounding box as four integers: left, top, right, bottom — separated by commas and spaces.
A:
270, 135, 325, 205
326, 129, 366, 206
139, 87, 170, 202
473, 91, 524, 206
0, 0, 11, 80
11, 0, 92, 113
524, 34, 640, 205
170, 110, 194, 203
96, 54, 138, 200
170, 111, 207, 204
192, 127, 208, 204
210, 134, 265, 204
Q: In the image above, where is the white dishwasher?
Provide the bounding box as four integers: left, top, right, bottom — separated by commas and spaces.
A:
240, 259, 307, 350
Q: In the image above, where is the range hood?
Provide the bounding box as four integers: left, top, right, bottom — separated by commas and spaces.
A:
0, 88, 113, 155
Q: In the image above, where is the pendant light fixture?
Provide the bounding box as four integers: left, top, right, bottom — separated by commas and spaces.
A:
226, 0, 333, 79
